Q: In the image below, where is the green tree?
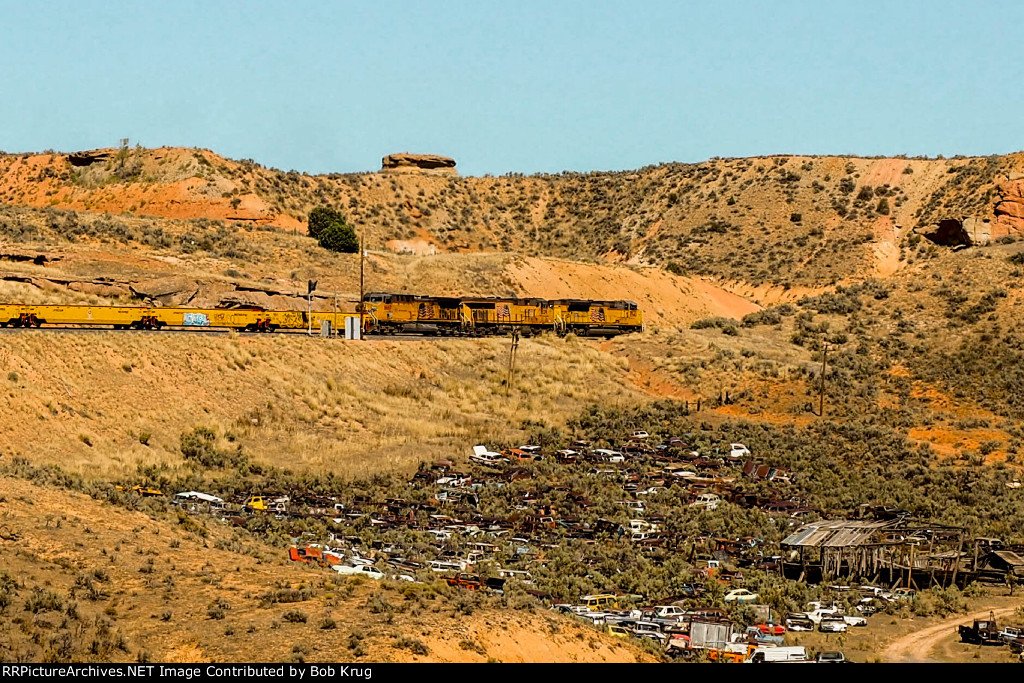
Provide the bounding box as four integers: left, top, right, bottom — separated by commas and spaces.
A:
318, 221, 359, 253
307, 207, 346, 240
308, 207, 358, 253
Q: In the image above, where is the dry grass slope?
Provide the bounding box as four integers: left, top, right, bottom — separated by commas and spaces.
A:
0, 332, 640, 479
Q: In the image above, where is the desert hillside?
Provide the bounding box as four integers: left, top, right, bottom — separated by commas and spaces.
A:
4, 144, 1024, 664
3, 146, 1024, 292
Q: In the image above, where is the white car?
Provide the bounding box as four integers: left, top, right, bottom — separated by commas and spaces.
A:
575, 612, 608, 627
1000, 626, 1024, 643
333, 564, 385, 580
632, 622, 663, 640
724, 589, 759, 603
629, 519, 658, 533
631, 430, 650, 440
653, 605, 687, 619
690, 493, 721, 510
594, 449, 625, 463
819, 616, 848, 633
728, 443, 751, 459
469, 445, 508, 466
635, 486, 667, 496
804, 610, 835, 625
616, 500, 646, 514
428, 560, 465, 572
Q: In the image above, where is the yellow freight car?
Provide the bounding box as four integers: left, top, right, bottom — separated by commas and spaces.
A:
0, 304, 351, 332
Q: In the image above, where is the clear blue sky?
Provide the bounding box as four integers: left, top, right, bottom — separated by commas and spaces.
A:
1, 1, 1022, 175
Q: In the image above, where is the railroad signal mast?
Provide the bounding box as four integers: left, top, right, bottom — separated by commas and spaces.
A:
306, 279, 317, 335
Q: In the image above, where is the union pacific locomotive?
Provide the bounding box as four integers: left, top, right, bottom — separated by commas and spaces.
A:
361, 293, 643, 337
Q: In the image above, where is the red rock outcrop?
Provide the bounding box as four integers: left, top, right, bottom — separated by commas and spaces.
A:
994, 176, 1024, 235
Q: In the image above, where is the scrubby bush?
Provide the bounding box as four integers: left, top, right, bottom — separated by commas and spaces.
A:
282, 610, 308, 624
393, 636, 429, 655
691, 317, 740, 335
179, 427, 249, 470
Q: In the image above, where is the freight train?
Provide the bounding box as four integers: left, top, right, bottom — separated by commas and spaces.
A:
0, 294, 643, 337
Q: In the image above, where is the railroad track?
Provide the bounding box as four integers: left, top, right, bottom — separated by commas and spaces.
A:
0, 326, 436, 340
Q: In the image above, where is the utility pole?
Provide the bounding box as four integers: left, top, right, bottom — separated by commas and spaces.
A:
819, 342, 829, 417
359, 226, 365, 339
506, 328, 521, 397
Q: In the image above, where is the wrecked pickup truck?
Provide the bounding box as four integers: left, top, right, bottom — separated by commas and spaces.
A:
959, 617, 1002, 645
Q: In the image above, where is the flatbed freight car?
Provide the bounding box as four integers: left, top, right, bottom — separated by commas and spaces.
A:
0, 304, 353, 332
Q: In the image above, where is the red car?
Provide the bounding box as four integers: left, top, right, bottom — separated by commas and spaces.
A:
755, 622, 787, 636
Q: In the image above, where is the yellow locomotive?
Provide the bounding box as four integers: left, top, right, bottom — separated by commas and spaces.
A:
361, 293, 642, 337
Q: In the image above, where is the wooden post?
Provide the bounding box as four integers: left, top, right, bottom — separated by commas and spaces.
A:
928, 539, 936, 588
950, 535, 964, 588
506, 329, 520, 397
819, 342, 829, 417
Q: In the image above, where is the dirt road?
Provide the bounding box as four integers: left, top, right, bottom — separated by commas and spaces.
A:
883, 606, 1019, 662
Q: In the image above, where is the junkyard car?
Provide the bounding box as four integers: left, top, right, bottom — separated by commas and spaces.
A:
724, 588, 759, 603
819, 616, 849, 633
816, 651, 847, 663
728, 443, 751, 459
999, 626, 1024, 644
785, 615, 815, 631
632, 622, 664, 641
469, 451, 509, 467
333, 564, 384, 580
